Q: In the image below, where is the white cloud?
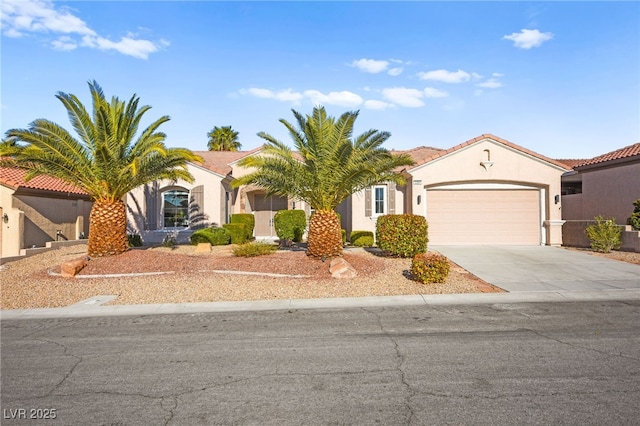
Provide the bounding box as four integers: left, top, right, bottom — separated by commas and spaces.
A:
417, 69, 472, 83
81, 35, 161, 60
503, 29, 553, 49
51, 35, 77, 51
477, 78, 502, 89
351, 58, 389, 74
245, 88, 304, 104
382, 87, 424, 108
244, 88, 361, 107
0, 0, 165, 59
364, 100, 395, 110
303, 90, 363, 107
388, 67, 403, 76
424, 87, 449, 98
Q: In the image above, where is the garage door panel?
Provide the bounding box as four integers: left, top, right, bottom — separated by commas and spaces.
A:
427, 190, 540, 245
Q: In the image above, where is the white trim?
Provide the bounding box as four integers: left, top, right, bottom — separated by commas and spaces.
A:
428, 182, 539, 190
540, 187, 546, 245
372, 185, 387, 216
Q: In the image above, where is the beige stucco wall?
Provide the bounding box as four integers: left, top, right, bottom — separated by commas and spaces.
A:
563, 162, 639, 224
0, 185, 91, 258
126, 163, 228, 244
342, 183, 407, 237
348, 138, 567, 245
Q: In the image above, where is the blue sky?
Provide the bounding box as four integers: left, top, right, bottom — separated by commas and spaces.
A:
1, 1, 638, 159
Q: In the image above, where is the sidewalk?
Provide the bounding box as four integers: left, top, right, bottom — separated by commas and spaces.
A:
3, 289, 640, 320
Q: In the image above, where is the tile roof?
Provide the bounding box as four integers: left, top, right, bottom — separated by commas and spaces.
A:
193, 146, 264, 176
191, 134, 575, 177
555, 159, 589, 169
575, 142, 640, 168
406, 134, 572, 170
0, 167, 88, 195
392, 145, 444, 166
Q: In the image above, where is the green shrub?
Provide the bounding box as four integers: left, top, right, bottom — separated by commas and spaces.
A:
230, 213, 255, 239
341, 229, 347, 245
350, 230, 374, 247
376, 214, 428, 258
190, 227, 231, 246
627, 199, 640, 231
274, 210, 307, 242
411, 252, 450, 284
127, 233, 143, 247
223, 223, 248, 244
232, 241, 278, 257
585, 215, 622, 253
162, 235, 176, 247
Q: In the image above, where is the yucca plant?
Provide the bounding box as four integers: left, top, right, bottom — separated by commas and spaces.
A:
232, 106, 414, 259
0, 80, 202, 256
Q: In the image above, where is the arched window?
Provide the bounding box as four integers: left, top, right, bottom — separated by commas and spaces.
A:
162, 189, 189, 228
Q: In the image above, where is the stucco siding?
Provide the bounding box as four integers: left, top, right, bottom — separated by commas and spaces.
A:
408, 139, 565, 246
578, 163, 640, 224
0, 185, 91, 258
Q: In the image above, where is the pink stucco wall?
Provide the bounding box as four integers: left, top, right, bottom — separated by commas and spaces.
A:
568, 163, 640, 224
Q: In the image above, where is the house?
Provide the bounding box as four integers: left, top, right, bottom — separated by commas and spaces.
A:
127, 134, 570, 247
126, 147, 313, 244
338, 134, 570, 245
0, 167, 92, 259
560, 142, 640, 251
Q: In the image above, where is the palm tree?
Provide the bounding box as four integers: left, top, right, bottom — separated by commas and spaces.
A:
207, 125, 241, 151
0, 80, 202, 257
232, 106, 415, 258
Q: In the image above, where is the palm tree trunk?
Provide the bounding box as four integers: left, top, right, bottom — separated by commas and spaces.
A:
307, 209, 342, 259
88, 199, 129, 256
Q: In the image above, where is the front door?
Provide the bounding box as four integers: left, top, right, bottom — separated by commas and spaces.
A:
253, 194, 288, 237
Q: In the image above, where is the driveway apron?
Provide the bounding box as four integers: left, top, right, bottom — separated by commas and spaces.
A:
431, 246, 640, 293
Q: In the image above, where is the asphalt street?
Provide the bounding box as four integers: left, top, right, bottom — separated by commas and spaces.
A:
2, 300, 639, 425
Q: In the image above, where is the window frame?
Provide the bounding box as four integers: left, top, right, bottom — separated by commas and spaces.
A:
161, 188, 190, 229
372, 185, 387, 216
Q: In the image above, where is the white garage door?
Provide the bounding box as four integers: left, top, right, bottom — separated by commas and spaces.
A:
426, 189, 541, 245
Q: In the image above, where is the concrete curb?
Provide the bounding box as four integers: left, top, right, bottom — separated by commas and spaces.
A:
2, 289, 640, 320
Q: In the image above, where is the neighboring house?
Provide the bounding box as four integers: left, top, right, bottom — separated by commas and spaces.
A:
560, 142, 640, 251
561, 142, 640, 224
0, 167, 92, 258
127, 134, 570, 246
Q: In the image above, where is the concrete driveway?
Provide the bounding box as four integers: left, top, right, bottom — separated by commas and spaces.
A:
431, 245, 640, 293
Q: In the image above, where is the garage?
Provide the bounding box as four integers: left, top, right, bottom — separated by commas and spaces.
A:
426, 189, 541, 245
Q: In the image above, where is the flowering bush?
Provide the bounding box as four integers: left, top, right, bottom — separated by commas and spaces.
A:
411, 252, 450, 283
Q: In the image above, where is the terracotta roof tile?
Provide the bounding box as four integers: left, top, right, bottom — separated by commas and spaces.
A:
0, 167, 88, 195
575, 142, 640, 168
555, 159, 589, 169
392, 146, 444, 165
193, 146, 264, 176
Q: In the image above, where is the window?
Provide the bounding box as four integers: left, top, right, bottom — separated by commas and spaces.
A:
373, 185, 386, 215
163, 189, 189, 228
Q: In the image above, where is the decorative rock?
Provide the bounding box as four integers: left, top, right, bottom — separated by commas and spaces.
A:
329, 257, 357, 279
61, 258, 88, 278
195, 242, 212, 253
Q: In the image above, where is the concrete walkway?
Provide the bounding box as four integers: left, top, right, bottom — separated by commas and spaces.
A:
432, 245, 640, 293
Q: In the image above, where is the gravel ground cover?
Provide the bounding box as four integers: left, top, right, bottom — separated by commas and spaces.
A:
1, 244, 495, 310
3, 244, 637, 311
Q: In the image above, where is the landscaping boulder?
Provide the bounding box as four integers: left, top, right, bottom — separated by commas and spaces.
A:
61, 258, 88, 278
195, 242, 212, 253
329, 258, 357, 279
